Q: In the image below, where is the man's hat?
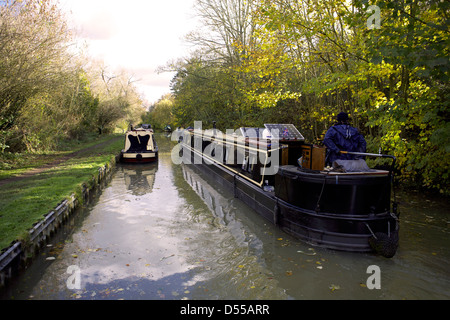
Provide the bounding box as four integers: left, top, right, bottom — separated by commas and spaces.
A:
337, 112, 349, 122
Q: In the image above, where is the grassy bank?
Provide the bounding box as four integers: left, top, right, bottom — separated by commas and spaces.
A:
0, 134, 124, 251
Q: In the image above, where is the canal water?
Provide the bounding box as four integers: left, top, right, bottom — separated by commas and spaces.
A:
1, 135, 449, 300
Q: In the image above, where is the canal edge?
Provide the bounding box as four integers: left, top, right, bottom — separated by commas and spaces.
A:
0, 153, 121, 290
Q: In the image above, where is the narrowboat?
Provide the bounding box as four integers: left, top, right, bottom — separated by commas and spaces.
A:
120, 124, 158, 163
176, 123, 399, 258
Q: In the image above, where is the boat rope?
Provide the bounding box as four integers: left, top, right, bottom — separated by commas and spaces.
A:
315, 171, 330, 213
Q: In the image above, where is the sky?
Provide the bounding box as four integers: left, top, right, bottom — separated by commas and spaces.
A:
59, 0, 199, 105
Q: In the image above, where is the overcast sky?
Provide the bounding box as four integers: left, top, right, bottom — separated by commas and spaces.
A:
59, 0, 198, 104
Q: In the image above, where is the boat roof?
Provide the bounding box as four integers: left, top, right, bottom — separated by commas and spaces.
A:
239, 124, 305, 141
264, 124, 305, 141
240, 127, 265, 138
126, 128, 154, 135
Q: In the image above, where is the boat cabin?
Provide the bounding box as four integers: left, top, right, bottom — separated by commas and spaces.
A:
181, 123, 394, 216
121, 125, 158, 163
182, 124, 328, 187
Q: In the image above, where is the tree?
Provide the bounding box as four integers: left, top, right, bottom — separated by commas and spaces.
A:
0, 0, 72, 131
17, 68, 100, 150
142, 94, 176, 130
187, 0, 257, 66
87, 63, 145, 135
167, 0, 449, 193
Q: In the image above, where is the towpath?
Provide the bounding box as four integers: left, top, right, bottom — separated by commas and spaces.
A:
0, 135, 123, 187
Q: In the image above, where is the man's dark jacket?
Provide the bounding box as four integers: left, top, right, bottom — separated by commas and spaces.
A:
324, 124, 367, 165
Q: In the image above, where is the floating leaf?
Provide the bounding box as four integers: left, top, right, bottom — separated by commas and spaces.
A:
297, 250, 316, 256
160, 254, 175, 261
329, 284, 340, 292
285, 271, 293, 276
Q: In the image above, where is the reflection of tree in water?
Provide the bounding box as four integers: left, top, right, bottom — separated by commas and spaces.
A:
121, 163, 158, 196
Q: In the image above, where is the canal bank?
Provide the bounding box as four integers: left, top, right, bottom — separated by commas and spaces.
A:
0, 135, 123, 288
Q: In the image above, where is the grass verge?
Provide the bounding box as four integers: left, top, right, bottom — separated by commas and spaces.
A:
0, 134, 124, 251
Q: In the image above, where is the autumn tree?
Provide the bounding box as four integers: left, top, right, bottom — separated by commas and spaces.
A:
168, 0, 449, 193
0, 0, 145, 152
142, 94, 176, 130
0, 0, 73, 129
87, 63, 145, 135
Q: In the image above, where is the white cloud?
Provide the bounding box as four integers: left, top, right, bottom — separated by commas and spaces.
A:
60, 0, 198, 103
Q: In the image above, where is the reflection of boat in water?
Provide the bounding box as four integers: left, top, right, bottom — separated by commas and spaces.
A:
177, 124, 399, 258
120, 124, 158, 163
182, 164, 264, 253
121, 163, 158, 196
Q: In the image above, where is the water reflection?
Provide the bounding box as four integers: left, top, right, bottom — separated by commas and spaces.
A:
175, 164, 288, 299
122, 163, 158, 196
181, 164, 264, 254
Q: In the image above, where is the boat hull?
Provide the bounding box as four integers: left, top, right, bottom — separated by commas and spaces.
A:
181, 144, 398, 255
120, 151, 158, 163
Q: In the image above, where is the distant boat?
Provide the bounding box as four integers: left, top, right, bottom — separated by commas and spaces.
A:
178, 123, 399, 258
120, 124, 158, 163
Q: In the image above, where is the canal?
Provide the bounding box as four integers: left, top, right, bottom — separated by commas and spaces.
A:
1, 134, 449, 300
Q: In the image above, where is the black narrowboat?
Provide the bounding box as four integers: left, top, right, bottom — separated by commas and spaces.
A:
176, 124, 399, 258
120, 124, 158, 163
